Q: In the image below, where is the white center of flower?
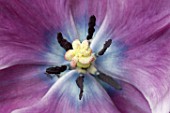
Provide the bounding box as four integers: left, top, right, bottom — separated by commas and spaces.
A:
65, 39, 95, 69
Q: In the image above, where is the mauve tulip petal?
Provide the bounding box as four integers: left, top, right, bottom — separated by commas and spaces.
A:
0, 64, 55, 113
94, 41, 126, 78
95, 18, 170, 113
0, 0, 78, 42
0, 0, 81, 68
12, 71, 121, 113
90, 0, 170, 113
0, 41, 67, 69
121, 29, 170, 113
100, 80, 152, 113
67, 0, 107, 41
91, 0, 170, 49
1, 0, 170, 113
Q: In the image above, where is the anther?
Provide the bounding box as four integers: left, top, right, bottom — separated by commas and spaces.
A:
76, 75, 84, 100
45, 65, 67, 77
57, 32, 72, 51
86, 15, 96, 40
98, 39, 112, 56
97, 72, 122, 90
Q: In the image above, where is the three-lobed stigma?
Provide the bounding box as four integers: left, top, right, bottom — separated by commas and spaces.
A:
46, 15, 122, 100
64, 39, 95, 69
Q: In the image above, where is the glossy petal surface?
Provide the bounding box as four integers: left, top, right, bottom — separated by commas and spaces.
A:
0, 0, 170, 113
0, 0, 76, 68
12, 71, 120, 113
0, 64, 54, 113
90, 0, 170, 113
122, 29, 170, 113
99, 79, 152, 113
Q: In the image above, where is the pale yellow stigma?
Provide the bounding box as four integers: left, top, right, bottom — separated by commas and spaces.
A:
65, 39, 95, 68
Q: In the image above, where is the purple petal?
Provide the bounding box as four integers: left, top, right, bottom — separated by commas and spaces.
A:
0, 64, 54, 113
90, 1, 170, 112
91, 0, 170, 51
68, 0, 108, 41
12, 71, 121, 113
94, 41, 126, 78
0, 42, 55, 69
0, 0, 80, 68
121, 29, 170, 113
100, 80, 151, 113
0, 0, 78, 42
95, 21, 170, 113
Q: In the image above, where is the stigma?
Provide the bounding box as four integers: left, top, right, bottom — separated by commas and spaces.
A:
45, 15, 122, 100
65, 39, 95, 68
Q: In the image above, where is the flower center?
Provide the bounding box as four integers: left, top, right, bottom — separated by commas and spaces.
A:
65, 39, 95, 69
45, 15, 122, 100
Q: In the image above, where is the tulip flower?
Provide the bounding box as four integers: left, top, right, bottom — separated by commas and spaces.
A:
0, 0, 170, 113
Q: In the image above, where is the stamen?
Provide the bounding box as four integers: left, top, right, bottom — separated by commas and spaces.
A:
98, 39, 112, 56
86, 15, 96, 40
97, 72, 122, 90
57, 32, 72, 51
45, 15, 122, 100
76, 75, 84, 100
45, 65, 67, 76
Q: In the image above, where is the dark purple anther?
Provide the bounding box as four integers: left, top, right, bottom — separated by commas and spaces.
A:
57, 32, 72, 51
97, 72, 122, 90
76, 75, 84, 100
86, 15, 96, 40
98, 39, 112, 56
46, 65, 67, 75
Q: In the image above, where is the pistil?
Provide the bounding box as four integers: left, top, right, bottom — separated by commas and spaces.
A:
45, 15, 122, 101
64, 39, 95, 69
